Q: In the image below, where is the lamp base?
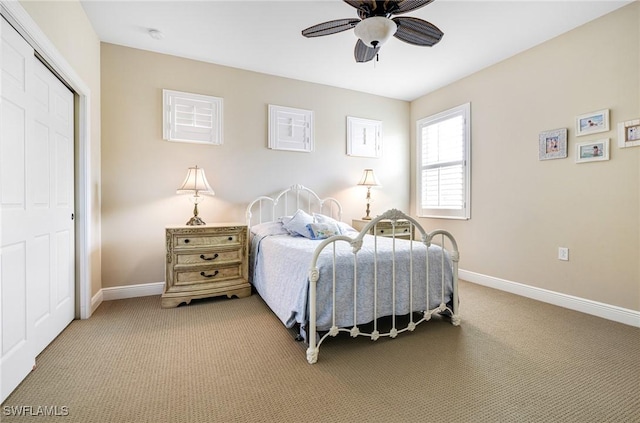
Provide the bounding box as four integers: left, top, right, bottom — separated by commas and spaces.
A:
186, 216, 206, 226
362, 216, 372, 220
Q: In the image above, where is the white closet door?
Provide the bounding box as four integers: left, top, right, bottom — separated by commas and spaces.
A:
1, 17, 75, 402
31, 57, 75, 354
1, 16, 37, 402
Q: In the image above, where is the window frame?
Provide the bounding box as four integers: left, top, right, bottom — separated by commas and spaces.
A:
416, 103, 471, 220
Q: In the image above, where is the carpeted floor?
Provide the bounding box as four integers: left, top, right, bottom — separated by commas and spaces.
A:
2, 281, 639, 422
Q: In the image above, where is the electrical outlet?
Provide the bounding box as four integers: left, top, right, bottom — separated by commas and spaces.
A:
558, 247, 569, 261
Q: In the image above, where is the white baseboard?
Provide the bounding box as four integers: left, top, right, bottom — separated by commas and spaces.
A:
87, 282, 162, 316
90, 290, 103, 316
90, 274, 640, 328
460, 269, 640, 328
101, 282, 164, 302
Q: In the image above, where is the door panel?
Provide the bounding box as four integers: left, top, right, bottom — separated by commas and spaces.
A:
0, 99, 26, 207
1, 16, 36, 402
55, 230, 72, 303
1, 242, 27, 353
32, 234, 50, 325
31, 58, 74, 355
55, 131, 72, 206
32, 121, 50, 207
1, 17, 75, 402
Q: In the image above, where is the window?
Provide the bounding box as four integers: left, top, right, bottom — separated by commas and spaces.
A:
163, 89, 223, 145
416, 103, 470, 219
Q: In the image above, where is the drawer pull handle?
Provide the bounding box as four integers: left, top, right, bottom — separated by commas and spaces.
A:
200, 253, 219, 261
380, 230, 385, 233
228, 236, 233, 241
184, 239, 190, 244
200, 270, 219, 278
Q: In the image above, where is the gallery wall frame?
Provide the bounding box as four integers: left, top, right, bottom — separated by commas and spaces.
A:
617, 118, 640, 148
575, 138, 609, 163
576, 109, 609, 136
346, 116, 382, 158
538, 127, 567, 160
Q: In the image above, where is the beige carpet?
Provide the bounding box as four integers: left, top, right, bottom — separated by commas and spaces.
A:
2, 281, 639, 422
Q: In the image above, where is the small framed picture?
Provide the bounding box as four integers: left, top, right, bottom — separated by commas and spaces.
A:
576, 109, 609, 136
346, 116, 382, 158
617, 119, 640, 148
538, 128, 567, 160
575, 138, 609, 163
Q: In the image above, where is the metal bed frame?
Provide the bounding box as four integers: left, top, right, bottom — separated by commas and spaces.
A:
246, 185, 460, 364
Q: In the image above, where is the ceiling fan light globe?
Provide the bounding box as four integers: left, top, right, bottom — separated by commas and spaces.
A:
354, 16, 397, 48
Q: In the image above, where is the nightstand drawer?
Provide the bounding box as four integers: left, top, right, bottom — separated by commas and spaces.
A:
373, 222, 412, 237
174, 264, 242, 285
175, 249, 242, 266
174, 233, 241, 249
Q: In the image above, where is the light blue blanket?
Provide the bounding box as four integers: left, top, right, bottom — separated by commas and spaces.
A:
250, 221, 453, 332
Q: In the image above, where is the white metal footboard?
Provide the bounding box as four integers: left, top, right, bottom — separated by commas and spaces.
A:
306, 209, 460, 364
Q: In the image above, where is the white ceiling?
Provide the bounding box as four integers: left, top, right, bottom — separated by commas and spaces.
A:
80, 0, 632, 101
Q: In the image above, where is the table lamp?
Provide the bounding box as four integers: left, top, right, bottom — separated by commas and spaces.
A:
176, 165, 214, 225
357, 168, 380, 220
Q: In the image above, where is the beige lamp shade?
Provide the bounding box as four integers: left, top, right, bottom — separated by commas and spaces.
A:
176, 165, 214, 196
177, 166, 214, 225
357, 168, 381, 187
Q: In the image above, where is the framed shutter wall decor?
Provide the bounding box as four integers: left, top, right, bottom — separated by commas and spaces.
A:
346, 116, 382, 158
268, 104, 314, 152
163, 89, 223, 145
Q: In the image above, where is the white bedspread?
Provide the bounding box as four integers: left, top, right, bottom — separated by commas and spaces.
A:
250, 222, 454, 332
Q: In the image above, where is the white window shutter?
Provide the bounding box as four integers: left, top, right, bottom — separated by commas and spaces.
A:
163, 89, 223, 145
416, 103, 471, 220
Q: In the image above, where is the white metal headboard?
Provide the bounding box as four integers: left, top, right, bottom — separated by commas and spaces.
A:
246, 184, 342, 228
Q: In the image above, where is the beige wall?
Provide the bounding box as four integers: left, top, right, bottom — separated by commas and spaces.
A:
100, 44, 410, 288
19, 0, 103, 298
411, 3, 640, 311
18, 0, 638, 313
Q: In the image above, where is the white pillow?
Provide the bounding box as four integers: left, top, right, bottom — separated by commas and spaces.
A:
250, 221, 289, 237
306, 222, 341, 240
282, 209, 314, 237
313, 213, 337, 225
313, 213, 356, 234
278, 215, 292, 226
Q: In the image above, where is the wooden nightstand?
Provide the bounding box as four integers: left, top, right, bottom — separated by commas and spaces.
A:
162, 223, 251, 308
352, 218, 414, 240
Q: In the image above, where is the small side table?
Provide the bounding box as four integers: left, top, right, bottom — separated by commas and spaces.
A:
162, 223, 251, 308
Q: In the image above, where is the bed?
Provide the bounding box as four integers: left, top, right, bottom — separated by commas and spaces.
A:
246, 185, 460, 364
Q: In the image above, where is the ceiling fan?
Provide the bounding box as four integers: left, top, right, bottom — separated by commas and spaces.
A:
302, 0, 444, 63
